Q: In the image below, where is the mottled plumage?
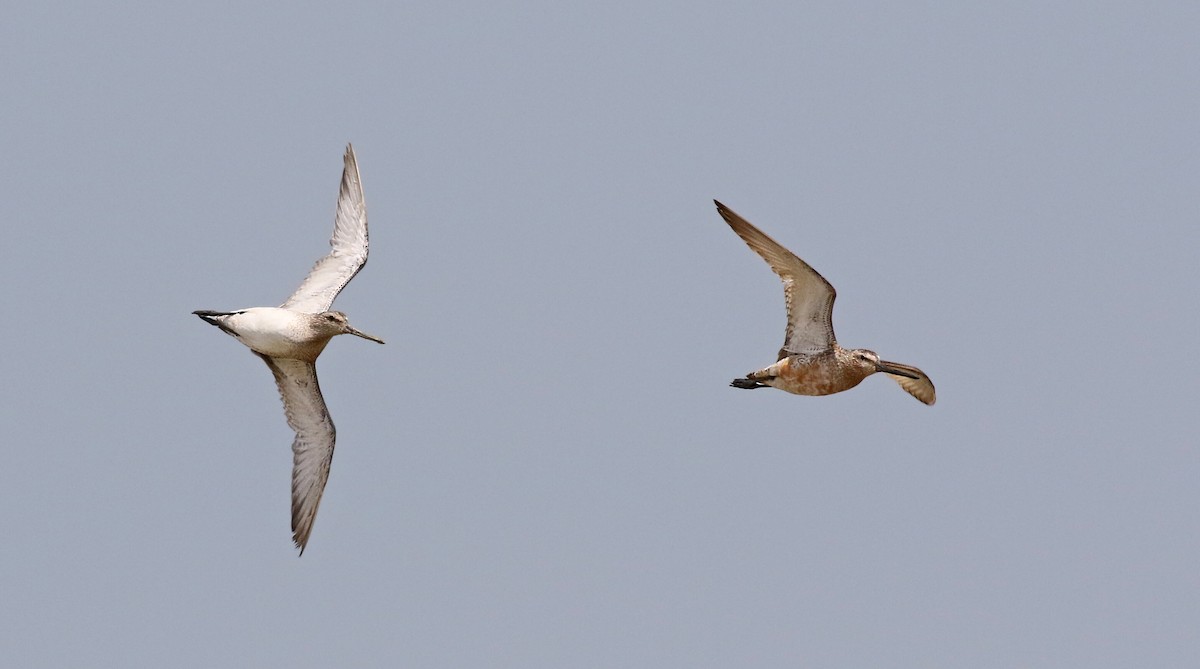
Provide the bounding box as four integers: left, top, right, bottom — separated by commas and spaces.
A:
716, 200, 935, 405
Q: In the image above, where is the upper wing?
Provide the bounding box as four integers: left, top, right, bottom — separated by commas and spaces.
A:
881, 361, 937, 405
256, 354, 336, 554
280, 144, 369, 313
715, 200, 837, 358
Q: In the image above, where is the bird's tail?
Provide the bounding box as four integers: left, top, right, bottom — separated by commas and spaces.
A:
192, 310, 239, 336
730, 377, 769, 390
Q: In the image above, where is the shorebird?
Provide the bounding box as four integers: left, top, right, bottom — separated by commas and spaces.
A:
194, 144, 384, 553
715, 200, 935, 405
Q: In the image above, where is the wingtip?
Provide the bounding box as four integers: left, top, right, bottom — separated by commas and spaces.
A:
712, 199, 740, 225
886, 368, 937, 406
293, 524, 312, 555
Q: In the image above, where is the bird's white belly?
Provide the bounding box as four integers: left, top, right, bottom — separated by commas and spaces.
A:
226, 307, 314, 357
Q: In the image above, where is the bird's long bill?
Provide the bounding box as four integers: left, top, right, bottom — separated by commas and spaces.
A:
345, 326, 385, 344
876, 360, 920, 379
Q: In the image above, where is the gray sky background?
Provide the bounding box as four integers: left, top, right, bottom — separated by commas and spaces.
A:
3, 2, 1198, 667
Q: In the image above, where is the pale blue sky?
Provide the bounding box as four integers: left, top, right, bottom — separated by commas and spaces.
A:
3, 2, 1198, 667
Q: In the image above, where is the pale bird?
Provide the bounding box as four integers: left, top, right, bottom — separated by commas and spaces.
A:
194, 144, 384, 553
715, 200, 935, 405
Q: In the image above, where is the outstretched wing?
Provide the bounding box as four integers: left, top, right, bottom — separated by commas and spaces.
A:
881, 361, 937, 405
281, 144, 369, 313
256, 354, 336, 553
715, 200, 837, 358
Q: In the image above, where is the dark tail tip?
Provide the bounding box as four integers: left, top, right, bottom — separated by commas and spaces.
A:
193, 310, 239, 336
730, 378, 767, 390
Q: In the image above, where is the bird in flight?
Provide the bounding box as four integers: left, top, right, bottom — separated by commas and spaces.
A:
715, 200, 935, 405
195, 145, 384, 553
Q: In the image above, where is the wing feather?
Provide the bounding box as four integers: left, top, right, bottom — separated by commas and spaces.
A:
281, 144, 369, 313
881, 361, 937, 405
715, 200, 837, 357
257, 354, 336, 553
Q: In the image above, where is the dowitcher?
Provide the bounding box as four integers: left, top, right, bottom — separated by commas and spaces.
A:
715, 200, 935, 405
194, 145, 384, 553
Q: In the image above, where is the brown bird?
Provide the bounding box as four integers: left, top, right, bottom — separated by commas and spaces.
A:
715, 200, 935, 405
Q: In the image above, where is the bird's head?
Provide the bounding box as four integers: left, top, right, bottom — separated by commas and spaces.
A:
318, 311, 385, 344
849, 348, 918, 379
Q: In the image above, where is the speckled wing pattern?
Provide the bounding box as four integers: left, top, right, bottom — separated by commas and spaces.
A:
280, 144, 369, 314
715, 200, 837, 359
255, 354, 336, 553
882, 361, 937, 405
